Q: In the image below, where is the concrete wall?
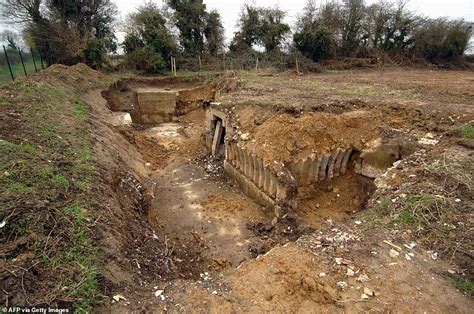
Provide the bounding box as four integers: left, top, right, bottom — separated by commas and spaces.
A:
226, 142, 290, 207
135, 90, 177, 124
132, 84, 216, 125
286, 148, 353, 186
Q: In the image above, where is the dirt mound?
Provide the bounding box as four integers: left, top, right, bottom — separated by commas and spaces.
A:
240, 110, 381, 166
29, 63, 109, 92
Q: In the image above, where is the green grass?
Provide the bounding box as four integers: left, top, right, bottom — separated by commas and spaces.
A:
0, 60, 40, 84
450, 277, 474, 296
455, 123, 474, 139
1, 80, 99, 311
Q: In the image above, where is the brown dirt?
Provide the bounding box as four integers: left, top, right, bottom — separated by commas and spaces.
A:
75, 69, 474, 313
240, 110, 381, 165
297, 172, 376, 228
3, 66, 473, 312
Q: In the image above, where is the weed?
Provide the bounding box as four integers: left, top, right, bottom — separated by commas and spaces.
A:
21, 143, 37, 155
450, 277, 474, 296
454, 123, 474, 139
8, 182, 29, 192
423, 153, 473, 190
63, 203, 87, 223
379, 197, 391, 214
74, 100, 88, 122
51, 174, 70, 189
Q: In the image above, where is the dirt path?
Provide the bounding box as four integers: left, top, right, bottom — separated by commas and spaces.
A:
149, 161, 269, 268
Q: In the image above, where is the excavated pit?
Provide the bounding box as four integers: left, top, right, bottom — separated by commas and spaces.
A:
101, 76, 420, 274
204, 103, 419, 222
102, 75, 217, 125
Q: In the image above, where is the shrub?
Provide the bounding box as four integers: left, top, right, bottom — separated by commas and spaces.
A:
413, 18, 472, 62
124, 47, 166, 74
294, 22, 334, 62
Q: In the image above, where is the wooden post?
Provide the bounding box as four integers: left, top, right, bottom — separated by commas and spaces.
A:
170, 56, 173, 73
198, 55, 202, 71
296, 57, 300, 74
223, 53, 226, 71
255, 57, 259, 72
173, 57, 177, 76
3, 45, 14, 81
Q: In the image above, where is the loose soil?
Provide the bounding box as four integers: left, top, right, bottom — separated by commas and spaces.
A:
2, 65, 473, 312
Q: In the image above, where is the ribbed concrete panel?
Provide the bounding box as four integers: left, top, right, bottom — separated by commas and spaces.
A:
328, 149, 340, 179
319, 153, 331, 181
264, 166, 272, 194
334, 149, 346, 177
257, 159, 265, 188
341, 149, 353, 174
236, 146, 245, 172
312, 156, 321, 182
243, 149, 249, 177
248, 153, 255, 182
252, 154, 259, 183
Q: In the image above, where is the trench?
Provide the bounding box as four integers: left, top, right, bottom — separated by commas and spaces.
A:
101, 77, 410, 279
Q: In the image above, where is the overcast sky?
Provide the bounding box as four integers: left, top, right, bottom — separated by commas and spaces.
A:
1, 0, 473, 47
114, 0, 474, 43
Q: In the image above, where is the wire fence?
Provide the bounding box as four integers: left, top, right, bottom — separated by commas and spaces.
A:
167, 51, 324, 75
1, 45, 46, 84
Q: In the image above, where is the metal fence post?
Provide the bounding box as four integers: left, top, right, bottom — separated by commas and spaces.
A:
31, 48, 38, 72
3, 45, 14, 81
18, 48, 27, 76
40, 53, 45, 69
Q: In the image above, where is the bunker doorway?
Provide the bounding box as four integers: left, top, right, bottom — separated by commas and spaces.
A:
211, 117, 226, 156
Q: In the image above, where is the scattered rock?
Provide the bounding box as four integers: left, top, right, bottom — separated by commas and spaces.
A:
357, 274, 370, 282
389, 249, 400, 258
347, 268, 355, 277
336, 281, 348, 289
241, 133, 250, 141
418, 138, 438, 146
271, 217, 278, 226
113, 294, 127, 302
363, 287, 375, 296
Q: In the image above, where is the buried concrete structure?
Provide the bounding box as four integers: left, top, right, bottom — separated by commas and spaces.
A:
205, 104, 419, 214
102, 76, 217, 125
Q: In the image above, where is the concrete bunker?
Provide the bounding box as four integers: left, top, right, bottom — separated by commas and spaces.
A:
204, 103, 419, 217
206, 105, 228, 156
102, 76, 217, 125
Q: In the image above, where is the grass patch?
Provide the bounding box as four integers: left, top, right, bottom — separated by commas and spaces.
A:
0, 60, 39, 84
454, 123, 474, 139
450, 277, 474, 296
1, 79, 99, 310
